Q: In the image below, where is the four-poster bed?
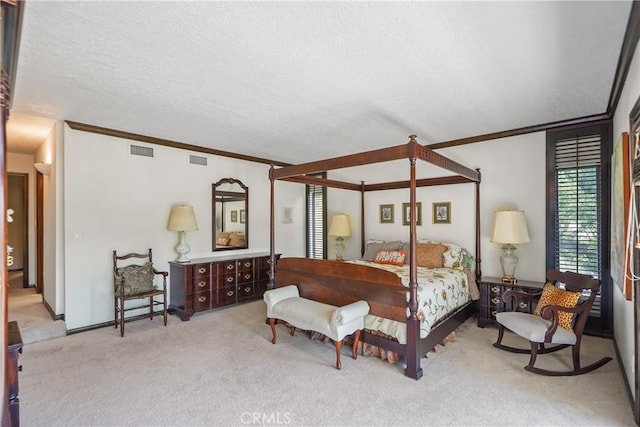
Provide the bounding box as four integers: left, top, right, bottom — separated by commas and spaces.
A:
267, 135, 481, 380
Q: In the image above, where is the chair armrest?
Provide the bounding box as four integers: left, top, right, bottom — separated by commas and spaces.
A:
153, 269, 168, 278
501, 289, 542, 311
539, 303, 585, 342
331, 301, 370, 327
263, 285, 299, 309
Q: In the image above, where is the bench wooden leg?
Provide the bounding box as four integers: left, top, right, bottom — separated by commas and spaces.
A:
335, 340, 343, 370
290, 326, 295, 336
269, 318, 277, 344
352, 329, 361, 360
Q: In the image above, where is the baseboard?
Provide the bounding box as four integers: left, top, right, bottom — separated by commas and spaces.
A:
67, 311, 166, 335
42, 298, 64, 321
613, 338, 637, 423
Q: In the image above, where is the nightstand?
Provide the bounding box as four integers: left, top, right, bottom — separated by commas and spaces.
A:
477, 277, 546, 327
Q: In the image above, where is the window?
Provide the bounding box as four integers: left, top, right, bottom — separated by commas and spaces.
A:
547, 123, 611, 334
306, 174, 327, 259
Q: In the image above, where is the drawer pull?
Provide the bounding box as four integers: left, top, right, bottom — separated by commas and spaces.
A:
226, 264, 234, 270
198, 267, 207, 274
198, 281, 207, 288
491, 286, 500, 293
226, 276, 234, 283
267, 259, 272, 265
227, 290, 234, 297
244, 273, 251, 280
198, 296, 207, 303
491, 310, 497, 317
244, 261, 252, 268
491, 297, 500, 305
245, 286, 251, 293
519, 302, 527, 309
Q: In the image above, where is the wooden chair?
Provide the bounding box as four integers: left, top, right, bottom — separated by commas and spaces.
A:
113, 249, 168, 337
493, 269, 612, 376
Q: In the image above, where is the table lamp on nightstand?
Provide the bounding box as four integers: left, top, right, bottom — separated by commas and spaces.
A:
490, 210, 530, 284
328, 214, 351, 261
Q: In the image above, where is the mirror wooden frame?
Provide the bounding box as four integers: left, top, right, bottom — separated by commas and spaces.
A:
212, 178, 249, 251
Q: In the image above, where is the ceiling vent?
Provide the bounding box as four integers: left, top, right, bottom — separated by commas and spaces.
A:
130, 145, 154, 157
189, 155, 207, 166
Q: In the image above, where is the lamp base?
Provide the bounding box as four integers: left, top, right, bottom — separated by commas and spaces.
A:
335, 237, 345, 261
501, 276, 517, 284
175, 231, 191, 263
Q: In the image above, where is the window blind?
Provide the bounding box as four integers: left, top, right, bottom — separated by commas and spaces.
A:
306, 175, 326, 259
554, 133, 602, 316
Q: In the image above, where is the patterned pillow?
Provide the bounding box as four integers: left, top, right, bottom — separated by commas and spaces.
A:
216, 237, 230, 246
415, 243, 447, 268
418, 240, 474, 270
228, 233, 245, 247
116, 262, 155, 296
533, 283, 582, 330
374, 250, 407, 266
362, 241, 403, 261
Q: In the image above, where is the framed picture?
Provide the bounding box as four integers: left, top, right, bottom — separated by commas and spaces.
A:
432, 202, 451, 224
231, 210, 238, 223
402, 202, 422, 226
240, 210, 245, 224
379, 204, 394, 224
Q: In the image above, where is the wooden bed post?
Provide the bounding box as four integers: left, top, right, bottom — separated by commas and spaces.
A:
269, 166, 276, 289
360, 181, 365, 257
475, 169, 482, 281
405, 136, 423, 380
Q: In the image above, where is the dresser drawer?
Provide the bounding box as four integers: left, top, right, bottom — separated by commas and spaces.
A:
237, 270, 253, 284
192, 263, 211, 277
223, 261, 237, 274
222, 274, 236, 287
221, 287, 237, 305
193, 291, 212, 311
193, 277, 211, 292
237, 283, 254, 300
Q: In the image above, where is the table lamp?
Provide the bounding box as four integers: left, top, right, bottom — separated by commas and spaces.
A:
328, 214, 351, 261
168, 205, 199, 263
490, 210, 530, 283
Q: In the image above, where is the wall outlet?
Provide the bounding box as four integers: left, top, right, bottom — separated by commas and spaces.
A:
74, 232, 81, 243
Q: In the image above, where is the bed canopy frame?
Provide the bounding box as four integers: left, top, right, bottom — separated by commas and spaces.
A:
268, 135, 481, 379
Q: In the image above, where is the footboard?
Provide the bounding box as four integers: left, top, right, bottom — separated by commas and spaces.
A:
275, 258, 407, 322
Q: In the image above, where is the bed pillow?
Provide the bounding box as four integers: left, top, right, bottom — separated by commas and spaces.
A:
362, 240, 403, 261
533, 283, 581, 330
418, 240, 473, 270
415, 243, 447, 268
216, 236, 230, 246
228, 232, 245, 247
374, 249, 407, 266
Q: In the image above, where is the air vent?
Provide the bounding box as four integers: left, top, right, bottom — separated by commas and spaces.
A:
130, 145, 154, 157
189, 155, 207, 166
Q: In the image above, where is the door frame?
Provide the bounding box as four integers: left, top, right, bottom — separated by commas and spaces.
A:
7, 172, 28, 288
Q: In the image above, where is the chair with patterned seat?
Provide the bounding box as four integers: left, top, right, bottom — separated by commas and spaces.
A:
113, 249, 168, 337
493, 269, 612, 376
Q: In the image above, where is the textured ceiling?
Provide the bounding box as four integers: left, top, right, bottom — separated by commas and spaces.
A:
7, 1, 632, 164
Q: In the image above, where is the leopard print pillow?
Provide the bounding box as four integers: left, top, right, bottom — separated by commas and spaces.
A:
533, 283, 581, 330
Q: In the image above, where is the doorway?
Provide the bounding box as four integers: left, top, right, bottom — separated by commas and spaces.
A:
7, 173, 28, 289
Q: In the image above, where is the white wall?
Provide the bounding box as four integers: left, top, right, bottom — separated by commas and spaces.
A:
6, 152, 36, 285
613, 40, 640, 398
327, 132, 546, 281
63, 124, 305, 330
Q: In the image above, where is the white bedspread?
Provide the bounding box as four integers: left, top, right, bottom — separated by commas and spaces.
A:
347, 260, 477, 344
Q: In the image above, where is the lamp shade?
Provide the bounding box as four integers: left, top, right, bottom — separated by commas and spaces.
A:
490, 210, 530, 244
168, 205, 198, 232
328, 214, 351, 237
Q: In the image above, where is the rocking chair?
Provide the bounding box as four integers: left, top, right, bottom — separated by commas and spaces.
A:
493, 269, 612, 376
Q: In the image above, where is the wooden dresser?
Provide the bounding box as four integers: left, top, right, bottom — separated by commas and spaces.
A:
8, 321, 23, 427
169, 252, 280, 321
477, 277, 546, 327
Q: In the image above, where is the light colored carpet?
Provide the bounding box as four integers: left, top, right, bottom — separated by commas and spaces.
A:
19, 300, 634, 427
8, 287, 66, 344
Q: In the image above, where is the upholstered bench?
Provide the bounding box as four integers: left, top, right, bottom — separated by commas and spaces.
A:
263, 285, 370, 370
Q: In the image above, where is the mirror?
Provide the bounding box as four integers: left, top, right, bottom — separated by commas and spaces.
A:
212, 178, 249, 251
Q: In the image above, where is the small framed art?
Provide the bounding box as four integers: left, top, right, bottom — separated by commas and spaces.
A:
402, 202, 422, 226
379, 204, 394, 224
240, 210, 245, 224
432, 202, 451, 224
231, 210, 238, 223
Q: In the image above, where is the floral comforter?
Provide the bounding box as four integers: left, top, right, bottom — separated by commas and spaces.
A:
347, 260, 479, 344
